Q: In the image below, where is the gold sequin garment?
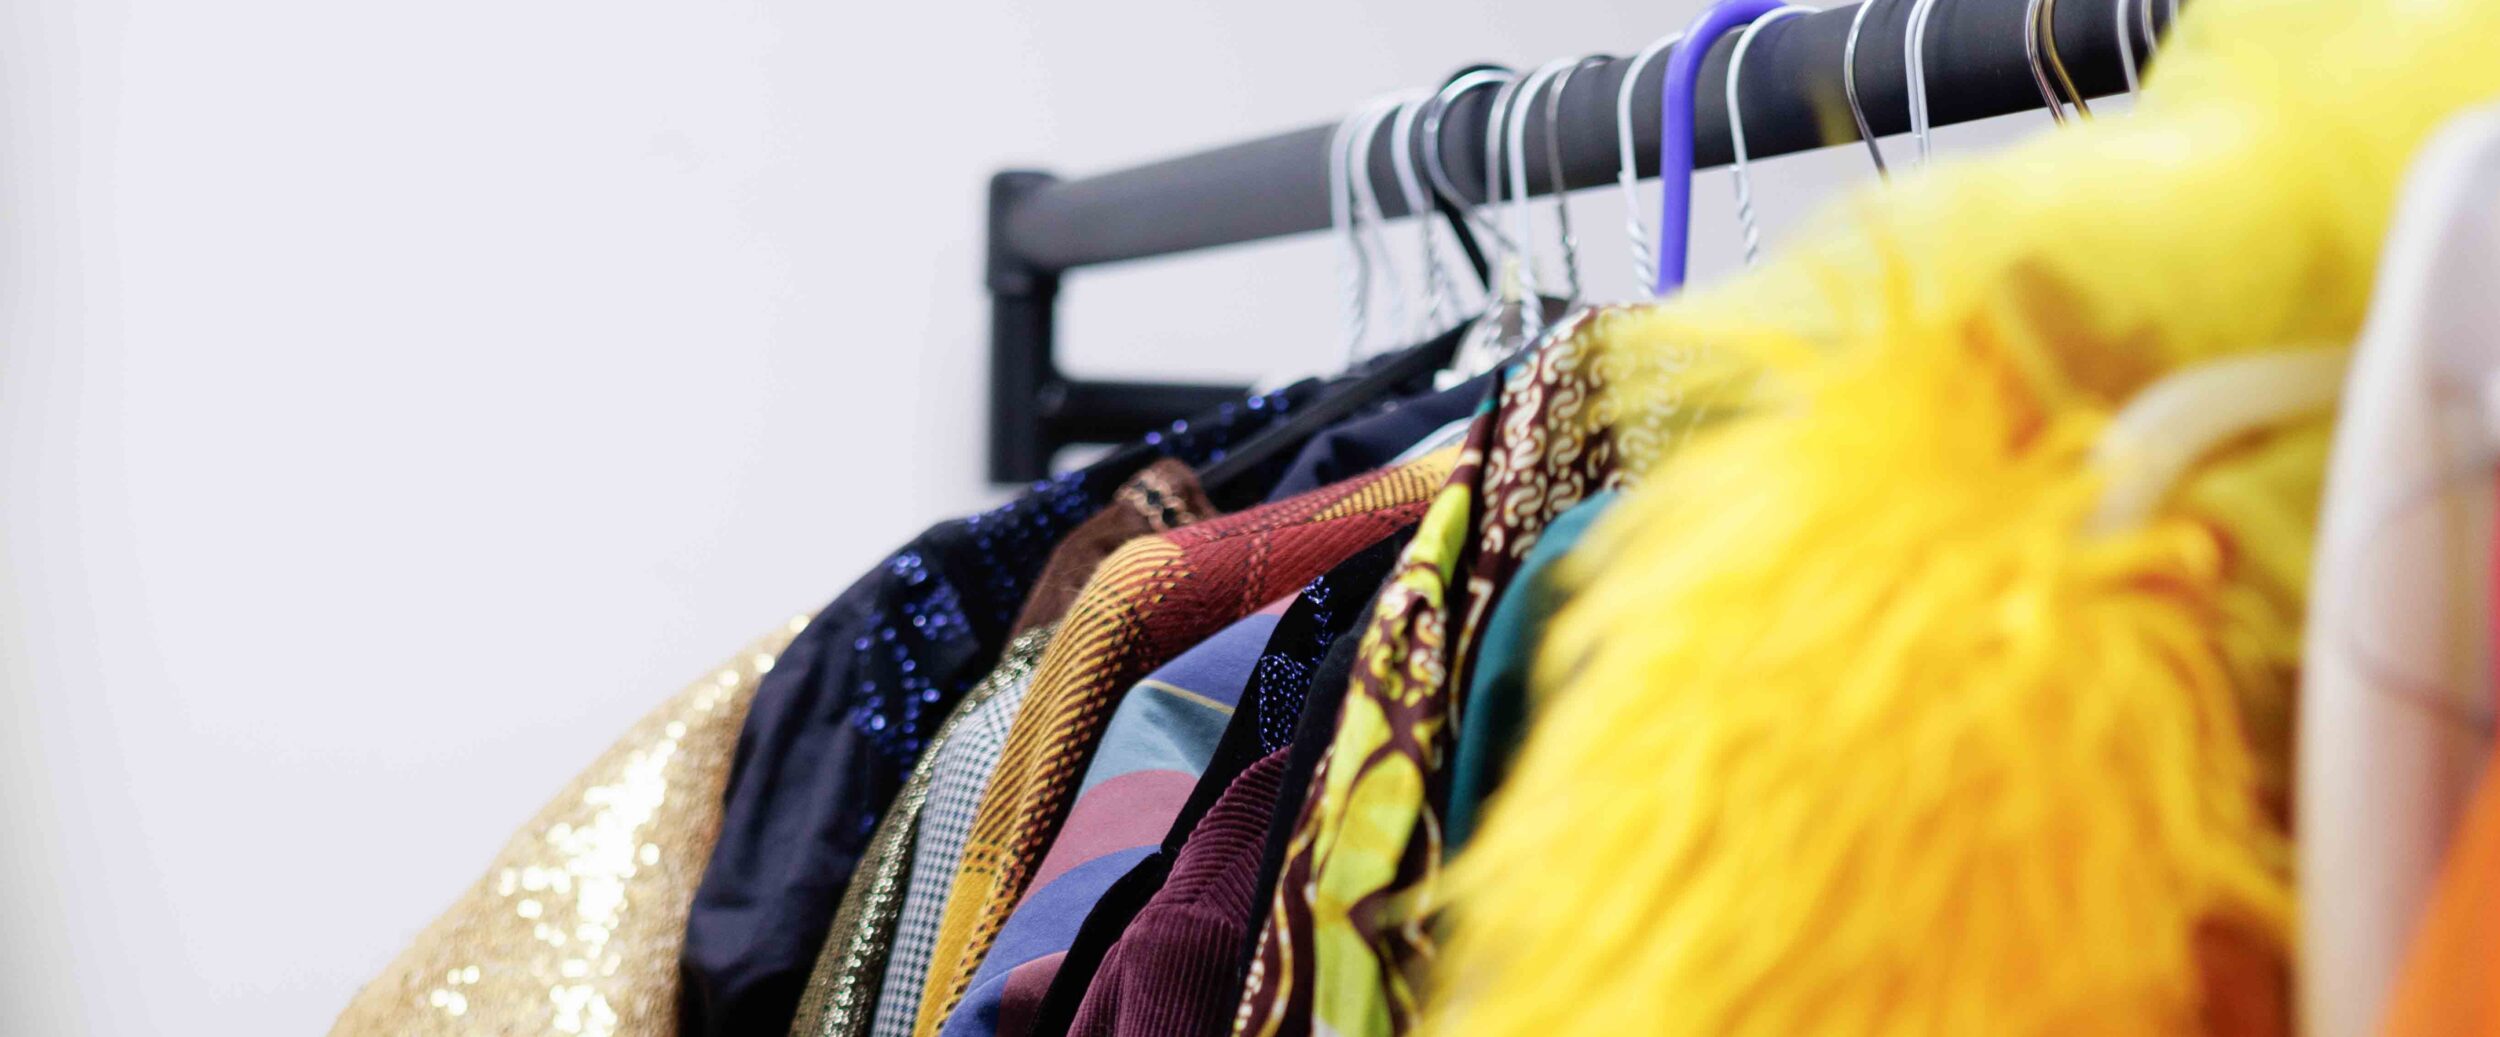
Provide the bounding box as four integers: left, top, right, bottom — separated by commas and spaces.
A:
331, 615, 811, 1037
788, 627, 1055, 1037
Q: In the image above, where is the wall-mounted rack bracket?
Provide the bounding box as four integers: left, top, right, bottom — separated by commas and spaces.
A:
986, 170, 1248, 483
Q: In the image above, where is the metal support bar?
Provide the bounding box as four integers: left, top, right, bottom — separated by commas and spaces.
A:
987, 172, 1251, 482
987, 0, 2169, 480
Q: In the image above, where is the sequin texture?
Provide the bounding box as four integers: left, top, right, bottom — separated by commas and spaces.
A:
331, 616, 811, 1037
1254, 574, 1342, 755
684, 385, 1310, 1036
846, 387, 1301, 777
788, 627, 1056, 1037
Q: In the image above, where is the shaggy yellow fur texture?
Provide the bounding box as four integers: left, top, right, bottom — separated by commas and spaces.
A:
1426, 0, 2500, 1034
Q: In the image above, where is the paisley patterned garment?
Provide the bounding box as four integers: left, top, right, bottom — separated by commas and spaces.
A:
1236, 311, 1663, 1037
1233, 415, 1486, 1037
330, 617, 810, 1037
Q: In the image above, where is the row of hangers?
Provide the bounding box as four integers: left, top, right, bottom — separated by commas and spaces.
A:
1326, 0, 2177, 363
1217, 0, 2341, 541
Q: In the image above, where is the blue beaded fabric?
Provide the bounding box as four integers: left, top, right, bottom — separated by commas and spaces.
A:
679, 384, 1313, 1037
1207, 524, 1415, 825
1248, 536, 1395, 755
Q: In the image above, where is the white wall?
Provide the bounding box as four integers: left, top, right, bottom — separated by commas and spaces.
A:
0, 1, 2045, 1032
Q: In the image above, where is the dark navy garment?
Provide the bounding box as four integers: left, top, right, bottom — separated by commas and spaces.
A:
679, 384, 1316, 1037
1020, 528, 1415, 1037
1261, 371, 1495, 503
1240, 575, 1378, 973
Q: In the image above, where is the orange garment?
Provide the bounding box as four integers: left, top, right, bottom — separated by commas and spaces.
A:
2375, 470, 2500, 1037
2377, 743, 2500, 1036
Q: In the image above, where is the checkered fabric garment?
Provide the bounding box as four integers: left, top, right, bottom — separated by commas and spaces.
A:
787, 624, 1055, 1037
870, 649, 1043, 1037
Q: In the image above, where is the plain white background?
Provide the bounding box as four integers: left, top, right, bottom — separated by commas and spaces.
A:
0, 1, 2043, 1031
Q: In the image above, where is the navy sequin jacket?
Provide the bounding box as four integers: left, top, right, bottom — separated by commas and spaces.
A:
678, 384, 1313, 1037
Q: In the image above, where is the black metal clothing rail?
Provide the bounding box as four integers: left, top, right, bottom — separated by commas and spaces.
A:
988, 0, 2168, 481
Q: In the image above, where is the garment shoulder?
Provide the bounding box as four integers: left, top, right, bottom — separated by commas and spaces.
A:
331, 616, 810, 1037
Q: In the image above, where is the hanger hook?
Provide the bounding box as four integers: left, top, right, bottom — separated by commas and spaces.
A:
1391, 91, 1466, 330
2114, 0, 2141, 96
1541, 54, 1612, 307
1327, 98, 1392, 359
1510, 60, 1568, 302
1503, 56, 1582, 302
2041, 0, 2092, 117
2023, 0, 2072, 123
1727, 7, 1816, 267
2129, 0, 2179, 94
1346, 97, 1412, 357
1615, 32, 1684, 297
1903, 0, 1947, 164
1472, 72, 1533, 275
1470, 64, 1550, 289
2022, 0, 2068, 124
1422, 67, 1516, 251
1843, 0, 1891, 176
2120, 0, 2179, 93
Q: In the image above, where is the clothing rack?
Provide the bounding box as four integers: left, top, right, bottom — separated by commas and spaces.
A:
987, 0, 2168, 482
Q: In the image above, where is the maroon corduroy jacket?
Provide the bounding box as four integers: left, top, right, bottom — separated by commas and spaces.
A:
1067, 749, 1291, 1037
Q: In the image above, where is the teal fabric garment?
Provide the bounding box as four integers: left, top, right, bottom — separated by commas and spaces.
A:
1443, 491, 1618, 857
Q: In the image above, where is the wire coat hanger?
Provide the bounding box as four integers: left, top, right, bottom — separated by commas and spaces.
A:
1473, 71, 1533, 276
1542, 55, 1614, 307
1844, 0, 1892, 176
1616, 31, 1685, 296
1498, 58, 1578, 300
1326, 102, 1373, 358
2023, 0, 2070, 124
1421, 66, 1515, 288
2023, 0, 2089, 123
1391, 93, 1465, 330
2115, 0, 2143, 96
1446, 62, 1569, 381
1510, 55, 1610, 308
1193, 88, 1498, 494
1347, 97, 1414, 355
1327, 98, 1399, 358
2137, 0, 2160, 73
2040, 0, 2092, 117
1905, 0, 1945, 163
1423, 68, 1516, 249
1656, 0, 1792, 294
1725, 6, 1817, 267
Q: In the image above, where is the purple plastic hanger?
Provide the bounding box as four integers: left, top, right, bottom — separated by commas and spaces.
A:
1655, 0, 1790, 294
